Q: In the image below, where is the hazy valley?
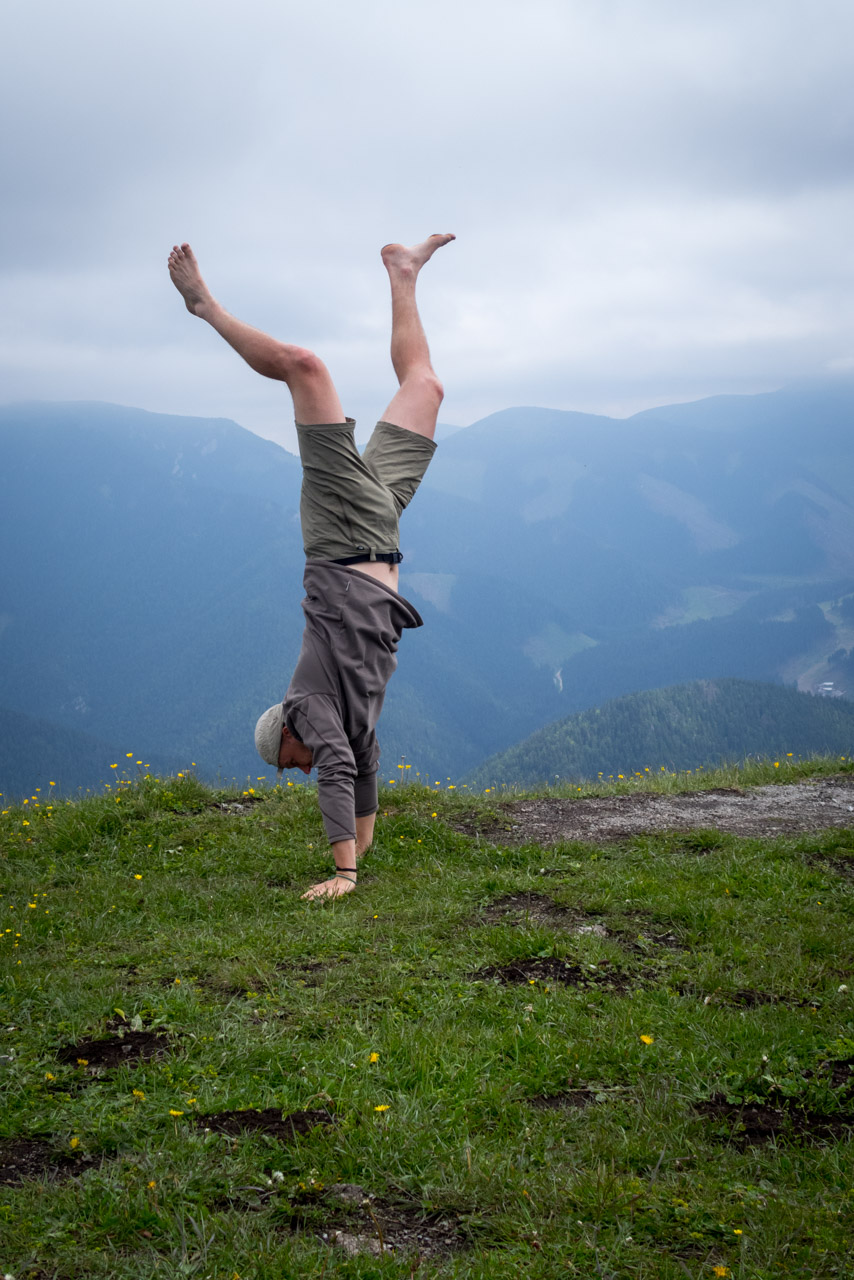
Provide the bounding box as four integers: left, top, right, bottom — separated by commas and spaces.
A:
3, 380, 854, 796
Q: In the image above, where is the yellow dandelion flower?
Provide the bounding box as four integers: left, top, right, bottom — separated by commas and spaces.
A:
373, 1104, 390, 1112
110, 763, 118, 769
133, 1089, 146, 1100
45, 1072, 55, 1081
640, 1034, 654, 1045
713, 1269, 730, 1278
369, 1052, 379, 1063
77, 1058, 89, 1066
70, 1136, 79, 1149
134, 874, 143, 880
169, 1109, 184, 1117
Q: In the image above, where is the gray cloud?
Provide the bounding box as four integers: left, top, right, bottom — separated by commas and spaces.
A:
3, 0, 854, 448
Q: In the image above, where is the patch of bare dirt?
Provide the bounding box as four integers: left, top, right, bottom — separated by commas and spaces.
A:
469, 956, 635, 992
276, 958, 349, 987
56, 1028, 167, 1071
202, 979, 270, 1000
0, 1136, 99, 1185
814, 844, 854, 879
194, 1107, 336, 1143
481, 892, 608, 935
614, 915, 684, 954
12, 1272, 75, 1280
818, 1056, 854, 1092
680, 985, 820, 1009
290, 1182, 470, 1259
212, 796, 266, 813
458, 775, 854, 845
694, 1094, 854, 1145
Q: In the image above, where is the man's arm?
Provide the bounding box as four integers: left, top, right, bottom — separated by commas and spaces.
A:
316, 813, 374, 901
288, 698, 359, 844
288, 697, 366, 901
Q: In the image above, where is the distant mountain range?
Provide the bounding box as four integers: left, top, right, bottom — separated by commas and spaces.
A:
2, 381, 854, 795
0, 706, 184, 800
467, 678, 854, 788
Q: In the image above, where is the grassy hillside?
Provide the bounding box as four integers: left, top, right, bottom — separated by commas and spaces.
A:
468, 678, 854, 788
1, 760, 853, 1277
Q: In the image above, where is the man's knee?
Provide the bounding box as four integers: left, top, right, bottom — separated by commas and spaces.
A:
270, 345, 328, 386
408, 369, 444, 411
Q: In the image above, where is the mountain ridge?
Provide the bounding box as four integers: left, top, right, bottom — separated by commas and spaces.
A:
3, 382, 854, 790
467, 678, 854, 788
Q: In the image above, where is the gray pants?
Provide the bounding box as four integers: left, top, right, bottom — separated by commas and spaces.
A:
295, 418, 437, 561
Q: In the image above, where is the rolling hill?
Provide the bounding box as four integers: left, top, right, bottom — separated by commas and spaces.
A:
467, 678, 854, 788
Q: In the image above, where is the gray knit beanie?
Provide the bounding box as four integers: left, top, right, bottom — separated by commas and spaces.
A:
255, 703, 286, 779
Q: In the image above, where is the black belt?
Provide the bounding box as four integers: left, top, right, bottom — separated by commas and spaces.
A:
332, 551, 403, 565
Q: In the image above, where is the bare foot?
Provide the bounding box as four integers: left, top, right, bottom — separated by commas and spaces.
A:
381, 233, 455, 277
300, 874, 357, 902
167, 242, 214, 316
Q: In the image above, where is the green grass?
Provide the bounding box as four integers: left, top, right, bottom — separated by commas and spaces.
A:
1, 760, 853, 1278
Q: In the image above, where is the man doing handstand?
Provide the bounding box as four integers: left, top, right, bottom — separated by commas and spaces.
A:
168, 233, 455, 899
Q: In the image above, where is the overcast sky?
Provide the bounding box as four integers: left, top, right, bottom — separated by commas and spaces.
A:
3, 0, 854, 450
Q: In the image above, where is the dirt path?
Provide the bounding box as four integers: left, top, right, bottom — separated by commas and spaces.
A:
460, 774, 854, 845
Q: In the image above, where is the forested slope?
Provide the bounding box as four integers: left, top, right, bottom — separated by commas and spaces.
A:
467, 679, 854, 787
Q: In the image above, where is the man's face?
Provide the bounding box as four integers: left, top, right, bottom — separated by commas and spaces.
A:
278, 726, 313, 775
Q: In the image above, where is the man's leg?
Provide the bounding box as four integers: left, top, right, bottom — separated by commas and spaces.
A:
379, 234, 455, 438
355, 811, 376, 859
168, 243, 344, 425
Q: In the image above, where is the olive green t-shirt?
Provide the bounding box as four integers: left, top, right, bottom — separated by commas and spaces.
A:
283, 562, 423, 843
